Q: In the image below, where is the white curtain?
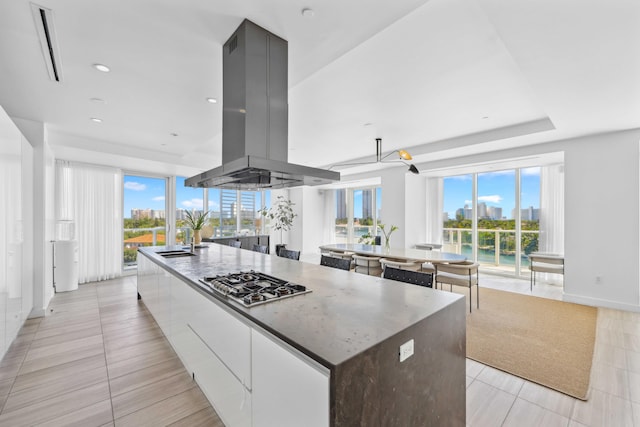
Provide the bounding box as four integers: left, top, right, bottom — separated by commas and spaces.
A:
323, 190, 336, 244
539, 164, 565, 255
425, 177, 444, 245
55, 160, 123, 283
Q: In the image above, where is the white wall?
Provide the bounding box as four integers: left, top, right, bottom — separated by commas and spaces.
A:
404, 172, 427, 248
379, 167, 408, 248
561, 131, 640, 310
288, 187, 327, 257
21, 137, 33, 318
13, 117, 55, 317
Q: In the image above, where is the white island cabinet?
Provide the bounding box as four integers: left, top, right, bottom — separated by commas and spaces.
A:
137, 253, 328, 427
169, 273, 252, 427
251, 329, 329, 427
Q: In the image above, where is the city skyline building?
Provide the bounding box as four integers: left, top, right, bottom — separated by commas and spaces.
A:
362, 189, 373, 220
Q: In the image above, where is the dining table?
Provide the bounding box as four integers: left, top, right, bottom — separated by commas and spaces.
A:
319, 243, 467, 264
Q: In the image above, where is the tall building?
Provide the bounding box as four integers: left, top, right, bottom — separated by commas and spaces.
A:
487, 206, 502, 220
131, 208, 165, 220
477, 202, 488, 219
522, 206, 540, 221
336, 189, 347, 220
455, 205, 473, 220
362, 189, 372, 220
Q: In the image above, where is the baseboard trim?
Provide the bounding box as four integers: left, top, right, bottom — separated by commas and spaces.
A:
28, 307, 47, 318
563, 292, 640, 312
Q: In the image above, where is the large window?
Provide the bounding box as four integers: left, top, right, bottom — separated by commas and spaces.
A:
123, 174, 167, 268
442, 168, 540, 277
442, 174, 473, 256
175, 176, 205, 244
520, 167, 541, 266
334, 187, 381, 244
207, 189, 269, 237
477, 170, 516, 273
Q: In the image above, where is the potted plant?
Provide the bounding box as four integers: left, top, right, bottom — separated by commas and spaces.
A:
358, 232, 376, 245
185, 210, 210, 245
258, 196, 297, 255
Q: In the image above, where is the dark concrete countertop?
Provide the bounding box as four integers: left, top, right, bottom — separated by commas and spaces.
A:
138, 244, 464, 369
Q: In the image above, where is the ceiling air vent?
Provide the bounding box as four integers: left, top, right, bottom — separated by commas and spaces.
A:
31, 3, 63, 82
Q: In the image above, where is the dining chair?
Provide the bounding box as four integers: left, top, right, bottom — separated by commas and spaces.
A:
352, 254, 383, 276
379, 258, 422, 272
278, 248, 301, 261
252, 244, 268, 254
229, 240, 242, 248
421, 262, 436, 274
435, 261, 480, 312
383, 266, 433, 288
328, 251, 354, 269
528, 253, 564, 291
320, 255, 351, 271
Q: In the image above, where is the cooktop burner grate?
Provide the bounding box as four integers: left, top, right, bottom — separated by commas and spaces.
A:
199, 271, 311, 307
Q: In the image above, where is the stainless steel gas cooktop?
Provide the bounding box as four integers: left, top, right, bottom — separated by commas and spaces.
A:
199, 271, 311, 307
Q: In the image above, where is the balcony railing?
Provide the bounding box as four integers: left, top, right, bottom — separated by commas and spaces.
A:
124, 225, 267, 268
334, 224, 377, 244
443, 227, 539, 273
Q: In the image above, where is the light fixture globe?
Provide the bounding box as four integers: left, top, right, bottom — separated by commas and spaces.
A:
398, 150, 412, 161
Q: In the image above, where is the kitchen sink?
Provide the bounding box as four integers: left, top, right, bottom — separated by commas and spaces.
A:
156, 250, 196, 258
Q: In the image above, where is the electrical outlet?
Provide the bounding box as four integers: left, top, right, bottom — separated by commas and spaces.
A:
399, 339, 414, 362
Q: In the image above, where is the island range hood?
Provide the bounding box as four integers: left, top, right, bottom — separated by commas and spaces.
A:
185, 19, 340, 190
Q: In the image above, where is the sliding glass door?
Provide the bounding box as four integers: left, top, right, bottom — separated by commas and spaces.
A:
442, 168, 541, 277
123, 174, 167, 269
477, 170, 516, 274
442, 175, 473, 257
334, 187, 381, 244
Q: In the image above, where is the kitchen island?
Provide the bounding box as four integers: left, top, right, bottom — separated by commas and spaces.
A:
137, 244, 466, 427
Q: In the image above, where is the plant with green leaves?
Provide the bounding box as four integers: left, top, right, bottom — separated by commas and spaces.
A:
184, 210, 210, 231
258, 196, 297, 244
358, 232, 376, 245
378, 223, 398, 249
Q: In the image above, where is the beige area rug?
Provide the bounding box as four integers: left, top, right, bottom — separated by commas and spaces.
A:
461, 287, 597, 400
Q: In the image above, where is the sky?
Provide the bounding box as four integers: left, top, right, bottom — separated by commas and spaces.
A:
443, 167, 540, 220
123, 175, 267, 219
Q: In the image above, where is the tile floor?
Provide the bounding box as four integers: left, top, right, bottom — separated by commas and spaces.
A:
0, 271, 637, 426
0, 275, 222, 426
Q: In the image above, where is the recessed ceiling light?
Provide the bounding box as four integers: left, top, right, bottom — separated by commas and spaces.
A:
93, 63, 110, 72
90, 97, 105, 103
301, 8, 315, 17
482, 116, 489, 119
364, 123, 373, 127
206, 97, 217, 104
90, 117, 102, 123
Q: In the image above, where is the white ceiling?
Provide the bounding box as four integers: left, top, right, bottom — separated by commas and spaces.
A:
0, 0, 638, 178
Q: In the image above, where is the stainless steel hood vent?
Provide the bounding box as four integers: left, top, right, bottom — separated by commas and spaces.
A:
186, 19, 339, 190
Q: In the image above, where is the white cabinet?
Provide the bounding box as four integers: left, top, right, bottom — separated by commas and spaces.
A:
138, 256, 329, 427
252, 329, 330, 427
0, 108, 24, 359
155, 269, 172, 334
136, 255, 159, 316
170, 275, 251, 427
